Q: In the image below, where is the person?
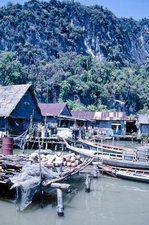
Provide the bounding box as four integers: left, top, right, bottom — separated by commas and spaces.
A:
41, 123, 45, 138
47, 128, 52, 137
81, 125, 86, 139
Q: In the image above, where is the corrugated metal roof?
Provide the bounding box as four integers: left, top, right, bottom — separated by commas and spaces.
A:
94, 112, 127, 121
39, 103, 71, 117
71, 111, 95, 120
0, 84, 31, 117
72, 111, 136, 121
138, 114, 149, 124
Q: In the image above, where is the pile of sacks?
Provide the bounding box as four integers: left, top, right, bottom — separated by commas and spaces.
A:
29, 152, 84, 168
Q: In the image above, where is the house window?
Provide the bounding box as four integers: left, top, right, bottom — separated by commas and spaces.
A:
112, 123, 121, 133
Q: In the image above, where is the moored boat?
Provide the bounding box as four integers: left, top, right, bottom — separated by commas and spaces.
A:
78, 138, 136, 154
0, 151, 93, 211
98, 164, 149, 183
64, 139, 149, 170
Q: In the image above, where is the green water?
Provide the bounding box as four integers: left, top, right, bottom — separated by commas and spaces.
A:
1, 141, 149, 225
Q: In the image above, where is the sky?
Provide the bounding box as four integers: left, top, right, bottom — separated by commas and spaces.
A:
0, 0, 148, 20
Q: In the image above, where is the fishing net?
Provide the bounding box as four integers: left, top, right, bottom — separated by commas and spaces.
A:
10, 162, 60, 211
13, 130, 28, 148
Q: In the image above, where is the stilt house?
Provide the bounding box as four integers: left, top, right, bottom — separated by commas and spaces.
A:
138, 114, 149, 135
39, 103, 73, 128
0, 84, 42, 135
72, 111, 136, 135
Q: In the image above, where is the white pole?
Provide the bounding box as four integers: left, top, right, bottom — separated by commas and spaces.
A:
56, 188, 64, 216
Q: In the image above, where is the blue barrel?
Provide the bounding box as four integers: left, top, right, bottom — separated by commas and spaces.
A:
2, 137, 13, 155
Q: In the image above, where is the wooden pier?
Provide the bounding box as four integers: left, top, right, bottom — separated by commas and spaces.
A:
14, 136, 67, 151
0, 152, 93, 213
113, 134, 137, 141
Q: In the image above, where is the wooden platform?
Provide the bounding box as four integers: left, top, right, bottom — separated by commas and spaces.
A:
14, 136, 66, 151
113, 135, 137, 141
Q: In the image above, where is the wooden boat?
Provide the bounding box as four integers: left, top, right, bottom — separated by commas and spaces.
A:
98, 164, 149, 183
64, 139, 149, 170
0, 152, 93, 210
78, 138, 136, 154
0, 152, 93, 186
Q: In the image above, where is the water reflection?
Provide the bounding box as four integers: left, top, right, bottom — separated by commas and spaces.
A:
1, 141, 149, 225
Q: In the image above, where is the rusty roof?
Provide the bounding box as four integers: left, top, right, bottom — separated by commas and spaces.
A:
71, 111, 95, 120
138, 114, 149, 124
39, 103, 72, 117
94, 112, 127, 121
72, 111, 136, 121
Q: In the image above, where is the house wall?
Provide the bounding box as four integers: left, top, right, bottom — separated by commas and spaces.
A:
141, 124, 149, 134
8, 118, 30, 135
95, 121, 110, 128
111, 121, 125, 135
86, 121, 96, 127
10, 90, 41, 121
0, 117, 5, 131
60, 106, 71, 116
95, 120, 125, 135
45, 117, 58, 126
46, 117, 74, 128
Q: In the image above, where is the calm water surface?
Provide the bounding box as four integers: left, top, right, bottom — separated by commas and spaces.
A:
1, 141, 149, 225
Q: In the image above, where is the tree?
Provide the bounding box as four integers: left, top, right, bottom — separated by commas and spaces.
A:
59, 80, 71, 102
87, 105, 97, 111
0, 51, 24, 85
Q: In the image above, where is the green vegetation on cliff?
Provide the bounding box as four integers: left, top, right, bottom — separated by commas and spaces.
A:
0, 0, 148, 114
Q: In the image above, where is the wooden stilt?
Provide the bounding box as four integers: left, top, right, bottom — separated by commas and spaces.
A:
56, 188, 64, 216
93, 164, 98, 178
45, 141, 48, 150
22, 142, 26, 153
85, 174, 91, 192
40, 183, 43, 208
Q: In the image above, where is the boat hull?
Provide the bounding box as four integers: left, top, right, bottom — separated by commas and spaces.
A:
102, 158, 149, 170
116, 173, 149, 183
64, 139, 149, 170
98, 164, 149, 183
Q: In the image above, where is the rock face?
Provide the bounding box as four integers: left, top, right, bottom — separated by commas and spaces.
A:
0, 1, 148, 114
0, 0, 148, 66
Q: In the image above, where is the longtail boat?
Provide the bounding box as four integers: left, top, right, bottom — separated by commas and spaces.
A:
78, 138, 136, 154
64, 139, 149, 170
98, 164, 149, 183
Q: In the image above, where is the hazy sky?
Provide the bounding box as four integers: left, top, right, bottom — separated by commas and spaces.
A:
0, 0, 148, 20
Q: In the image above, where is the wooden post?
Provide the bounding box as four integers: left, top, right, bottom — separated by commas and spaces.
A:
22, 142, 26, 153
38, 142, 43, 209
45, 141, 48, 150
56, 188, 64, 216
27, 142, 29, 150
93, 164, 98, 178
55, 144, 57, 151
112, 136, 114, 143
85, 174, 91, 192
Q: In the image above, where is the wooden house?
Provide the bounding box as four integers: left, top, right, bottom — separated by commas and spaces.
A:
71, 111, 95, 127
0, 84, 42, 135
39, 103, 74, 128
72, 111, 136, 135
138, 114, 149, 135
94, 112, 136, 135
